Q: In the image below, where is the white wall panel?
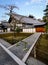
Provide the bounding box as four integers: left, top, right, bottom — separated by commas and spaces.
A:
23, 28, 36, 33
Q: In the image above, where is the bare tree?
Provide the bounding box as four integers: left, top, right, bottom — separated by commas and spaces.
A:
0, 5, 19, 23
0, 5, 19, 44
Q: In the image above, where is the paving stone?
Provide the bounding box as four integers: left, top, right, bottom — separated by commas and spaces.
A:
0, 39, 11, 48
0, 46, 18, 65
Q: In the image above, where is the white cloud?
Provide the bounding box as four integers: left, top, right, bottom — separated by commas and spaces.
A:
25, 0, 43, 6
25, 2, 30, 5
31, 0, 42, 3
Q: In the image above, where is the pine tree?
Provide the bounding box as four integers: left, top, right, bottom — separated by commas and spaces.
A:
44, 4, 48, 19
43, 4, 48, 33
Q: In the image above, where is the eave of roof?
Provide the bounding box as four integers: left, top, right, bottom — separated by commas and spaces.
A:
1, 22, 11, 28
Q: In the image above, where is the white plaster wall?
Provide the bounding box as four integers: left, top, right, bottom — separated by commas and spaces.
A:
7, 28, 10, 32
0, 30, 3, 32
23, 28, 36, 33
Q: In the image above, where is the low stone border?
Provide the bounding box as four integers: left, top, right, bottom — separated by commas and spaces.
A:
22, 33, 41, 62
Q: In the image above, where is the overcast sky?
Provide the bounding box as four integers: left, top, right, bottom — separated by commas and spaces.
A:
0, 0, 48, 21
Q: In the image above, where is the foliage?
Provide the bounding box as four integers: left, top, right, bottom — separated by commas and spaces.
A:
21, 41, 28, 51
38, 19, 43, 22
16, 27, 21, 33
43, 4, 48, 21
43, 16, 47, 22
43, 4, 48, 33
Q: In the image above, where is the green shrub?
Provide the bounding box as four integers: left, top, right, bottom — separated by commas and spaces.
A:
16, 27, 21, 33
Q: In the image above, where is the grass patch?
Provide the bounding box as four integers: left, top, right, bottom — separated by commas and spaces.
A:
0, 33, 32, 45
36, 34, 48, 64
3, 36, 27, 44
0, 32, 32, 38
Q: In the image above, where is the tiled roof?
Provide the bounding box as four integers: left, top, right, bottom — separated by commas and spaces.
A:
13, 14, 46, 26
2, 22, 11, 28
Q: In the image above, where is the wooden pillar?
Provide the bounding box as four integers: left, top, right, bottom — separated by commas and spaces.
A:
33, 46, 36, 58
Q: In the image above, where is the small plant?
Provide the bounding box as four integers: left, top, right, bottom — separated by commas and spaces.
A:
16, 27, 21, 33
21, 41, 28, 51
16, 43, 20, 46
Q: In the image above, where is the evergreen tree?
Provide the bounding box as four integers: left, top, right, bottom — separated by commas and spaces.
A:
43, 4, 48, 32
